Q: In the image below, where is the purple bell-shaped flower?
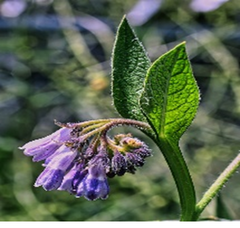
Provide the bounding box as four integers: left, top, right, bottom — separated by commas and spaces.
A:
34, 145, 78, 191
19, 127, 72, 162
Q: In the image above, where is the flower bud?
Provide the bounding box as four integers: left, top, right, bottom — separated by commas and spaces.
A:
120, 137, 143, 149
111, 151, 127, 176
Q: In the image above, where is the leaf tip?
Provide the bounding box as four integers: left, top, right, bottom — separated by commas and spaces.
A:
119, 14, 129, 25
174, 41, 187, 50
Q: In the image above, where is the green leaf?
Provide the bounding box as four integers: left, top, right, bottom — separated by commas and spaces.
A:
111, 16, 151, 121
140, 42, 200, 141
140, 42, 200, 221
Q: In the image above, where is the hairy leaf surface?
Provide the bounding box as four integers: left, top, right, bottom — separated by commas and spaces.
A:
111, 16, 151, 121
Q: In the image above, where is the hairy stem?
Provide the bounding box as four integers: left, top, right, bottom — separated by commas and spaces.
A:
80, 123, 108, 135
80, 118, 151, 143
101, 118, 151, 134
155, 137, 196, 221
193, 152, 240, 220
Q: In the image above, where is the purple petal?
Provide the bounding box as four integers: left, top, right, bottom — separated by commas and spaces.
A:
77, 175, 109, 200
76, 164, 109, 200
34, 145, 78, 191
47, 146, 77, 171
20, 128, 71, 151
31, 143, 60, 162
19, 128, 72, 162
58, 163, 87, 193
85, 178, 109, 200
75, 181, 84, 198
43, 144, 68, 166
57, 166, 78, 192
34, 167, 64, 191
72, 167, 88, 190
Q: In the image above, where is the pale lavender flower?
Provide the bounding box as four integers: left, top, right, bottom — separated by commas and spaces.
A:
19, 128, 72, 162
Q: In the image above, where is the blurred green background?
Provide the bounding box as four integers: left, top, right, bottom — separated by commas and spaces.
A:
1, 0, 240, 221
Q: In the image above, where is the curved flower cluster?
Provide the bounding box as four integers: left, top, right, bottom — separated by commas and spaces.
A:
19, 119, 151, 201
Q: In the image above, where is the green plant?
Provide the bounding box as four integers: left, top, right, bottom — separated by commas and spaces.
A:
19, 15, 240, 221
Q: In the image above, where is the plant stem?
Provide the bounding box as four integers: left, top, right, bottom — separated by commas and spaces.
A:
80, 118, 151, 144
80, 123, 107, 135
155, 137, 196, 221
99, 118, 151, 136
193, 152, 240, 220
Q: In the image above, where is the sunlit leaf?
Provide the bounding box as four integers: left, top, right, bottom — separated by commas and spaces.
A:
140, 42, 200, 141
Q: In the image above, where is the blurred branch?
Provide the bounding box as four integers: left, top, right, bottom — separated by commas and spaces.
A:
53, 1, 102, 71
76, 14, 115, 55
50, 1, 113, 119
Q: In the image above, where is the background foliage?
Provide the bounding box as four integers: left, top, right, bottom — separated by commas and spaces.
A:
1, 0, 240, 221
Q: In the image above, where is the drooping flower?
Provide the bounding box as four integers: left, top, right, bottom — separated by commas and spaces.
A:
58, 163, 87, 193
75, 163, 110, 200
19, 119, 152, 201
34, 145, 78, 191
19, 127, 72, 162
74, 149, 110, 200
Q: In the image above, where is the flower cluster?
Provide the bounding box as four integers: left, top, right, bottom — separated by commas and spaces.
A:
19, 119, 151, 201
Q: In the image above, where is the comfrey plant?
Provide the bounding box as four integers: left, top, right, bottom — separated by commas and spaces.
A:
19, 16, 240, 221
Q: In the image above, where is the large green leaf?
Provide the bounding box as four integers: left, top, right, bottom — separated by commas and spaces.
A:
111, 16, 151, 121
140, 42, 200, 141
